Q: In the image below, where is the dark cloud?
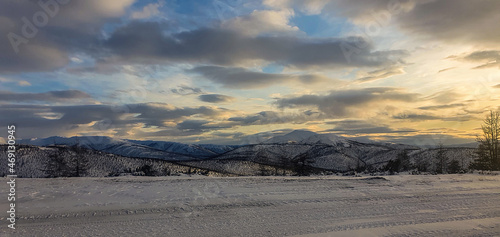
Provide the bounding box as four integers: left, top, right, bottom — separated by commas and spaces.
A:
310, 0, 500, 45
0, 0, 133, 73
190, 66, 332, 89
396, 0, 500, 45
228, 111, 319, 125
103, 21, 408, 69
325, 120, 416, 134
0, 90, 91, 102
127, 119, 235, 140
442, 115, 477, 122
0, 4, 408, 74
191, 66, 287, 88
170, 85, 203, 95
127, 103, 225, 127
0, 102, 227, 138
393, 113, 441, 121
328, 126, 415, 134
418, 103, 465, 110
198, 94, 235, 103
462, 50, 500, 69
134, 128, 208, 138
276, 88, 418, 117
177, 119, 230, 132
211, 131, 245, 138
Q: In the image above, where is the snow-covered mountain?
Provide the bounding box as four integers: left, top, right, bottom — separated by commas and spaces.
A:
203, 130, 476, 172
264, 130, 354, 147
19, 136, 239, 160
264, 130, 318, 144
16, 131, 478, 174
125, 140, 239, 158
0, 145, 220, 178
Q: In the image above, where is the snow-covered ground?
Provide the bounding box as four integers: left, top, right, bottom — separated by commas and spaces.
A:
1, 174, 500, 236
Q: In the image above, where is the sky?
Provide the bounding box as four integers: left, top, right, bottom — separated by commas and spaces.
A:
0, 0, 499, 145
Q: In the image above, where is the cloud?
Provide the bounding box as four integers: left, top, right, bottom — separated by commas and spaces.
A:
176, 119, 230, 133
325, 120, 417, 134
131, 1, 164, 19
134, 128, 208, 138
393, 111, 477, 123
462, 50, 500, 69
220, 9, 299, 36
442, 115, 477, 122
190, 66, 333, 89
264, 0, 414, 20
0, 90, 91, 102
0, 0, 134, 73
0, 77, 31, 86
198, 94, 236, 103
103, 21, 408, 69
127, 103, 226, 127
170, 85, 203, 95
355, 66, 405, 83
228, 111, 319, 126
392, 113, 441, 121
276, 0, 500, 45
418, 103, 465, 110
0, 102, 228, 138
424, 90, 462, 104
494, 84, 500, 89
0, 3, 409, 74
395, 0, 500, 45
18, 80, 31, 86
275, 87, 419, 117
438, 67, 455, 73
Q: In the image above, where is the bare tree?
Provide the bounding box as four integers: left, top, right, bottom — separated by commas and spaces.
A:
68, 145, 90, 177
255, 150, 268, 176
448, 160, 461, 174
472, 111, 500, 170
44, 148, 70, 178
279, 155, 290, 176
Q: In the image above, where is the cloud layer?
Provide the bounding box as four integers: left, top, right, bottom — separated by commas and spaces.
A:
276, 87, 418, 117
198, 94, 235, 103
102, 21, 408, 69
0, 90, 91, 102
0, 0, 495, 145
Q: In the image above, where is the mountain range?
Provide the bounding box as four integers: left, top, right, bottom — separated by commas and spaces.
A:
14, 130, 478, 175
20, 136, 239, 160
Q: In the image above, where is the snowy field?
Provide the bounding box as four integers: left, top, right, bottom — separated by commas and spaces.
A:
1, 174, 500, 237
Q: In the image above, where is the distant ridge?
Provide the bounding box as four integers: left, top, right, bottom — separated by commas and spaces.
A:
19, 136, 239, 161
15, 131, 479, 174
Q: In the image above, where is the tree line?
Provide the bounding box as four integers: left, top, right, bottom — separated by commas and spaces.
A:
471, 111, 500, 171
43, 145, 89, 177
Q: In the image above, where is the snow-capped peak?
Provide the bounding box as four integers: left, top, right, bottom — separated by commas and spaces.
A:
263, 130, 351, 146
300, 133, 351, 147
264, 130, 318, 144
